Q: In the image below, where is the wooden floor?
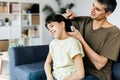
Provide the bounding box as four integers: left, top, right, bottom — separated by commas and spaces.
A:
0, 74, 10, 80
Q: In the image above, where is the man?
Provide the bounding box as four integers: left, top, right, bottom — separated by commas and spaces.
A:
63, 0, 120, 80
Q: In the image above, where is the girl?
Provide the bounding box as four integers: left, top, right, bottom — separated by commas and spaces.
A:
44, 14, 85, 80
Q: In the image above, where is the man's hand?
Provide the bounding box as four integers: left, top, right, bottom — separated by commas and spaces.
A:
68, 27, 84, 42
62, 9, 76, 19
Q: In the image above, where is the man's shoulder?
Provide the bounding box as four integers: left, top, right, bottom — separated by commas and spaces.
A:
109, 26, 120, 34
74, 16, 92, 21
73, 16, 93, 26
112, 26, 120, 31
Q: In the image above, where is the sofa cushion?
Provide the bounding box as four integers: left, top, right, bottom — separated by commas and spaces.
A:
28, 70, 46, 80
14, 61, 45, 80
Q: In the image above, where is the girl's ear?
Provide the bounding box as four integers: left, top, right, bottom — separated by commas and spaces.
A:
60, 21, 65, 28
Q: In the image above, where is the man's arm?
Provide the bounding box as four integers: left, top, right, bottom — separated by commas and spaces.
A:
44, 53, 54, 80
68, 27, 108, 70
64, 54, 85, 80
80, 37, 108, 70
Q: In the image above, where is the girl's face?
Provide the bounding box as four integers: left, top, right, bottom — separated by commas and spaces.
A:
47, 21, 65, 39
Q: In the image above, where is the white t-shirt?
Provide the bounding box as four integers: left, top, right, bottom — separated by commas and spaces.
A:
49, 37, 84, 80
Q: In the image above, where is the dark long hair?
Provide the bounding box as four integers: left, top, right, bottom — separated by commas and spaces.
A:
45, 14, 72, 32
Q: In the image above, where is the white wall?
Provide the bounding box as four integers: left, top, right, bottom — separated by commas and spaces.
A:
41, 0, 120, 45
108, 0, 120, 28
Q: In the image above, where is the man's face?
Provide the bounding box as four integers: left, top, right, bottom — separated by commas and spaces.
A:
90, 0, 106, 20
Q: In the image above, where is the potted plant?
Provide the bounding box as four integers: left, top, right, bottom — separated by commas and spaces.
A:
5, 17, 10, 26
42, 0, 74, 18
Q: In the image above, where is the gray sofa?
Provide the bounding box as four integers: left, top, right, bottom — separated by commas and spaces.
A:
9, 45, 120, 80
9, 45, 48, 80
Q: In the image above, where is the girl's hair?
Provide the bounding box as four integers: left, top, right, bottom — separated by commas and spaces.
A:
45, 14, 72, 32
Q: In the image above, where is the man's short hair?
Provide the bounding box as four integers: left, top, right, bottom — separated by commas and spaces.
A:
97, 0, 117, 13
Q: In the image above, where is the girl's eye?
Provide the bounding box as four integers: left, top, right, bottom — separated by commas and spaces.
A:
51, 25, 54, 28
47, 25, 54, 31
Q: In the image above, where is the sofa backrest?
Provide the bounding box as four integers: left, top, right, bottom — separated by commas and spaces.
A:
9, 45, 49, 66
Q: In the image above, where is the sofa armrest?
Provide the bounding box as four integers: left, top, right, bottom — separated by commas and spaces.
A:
9, 45, 49, 67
